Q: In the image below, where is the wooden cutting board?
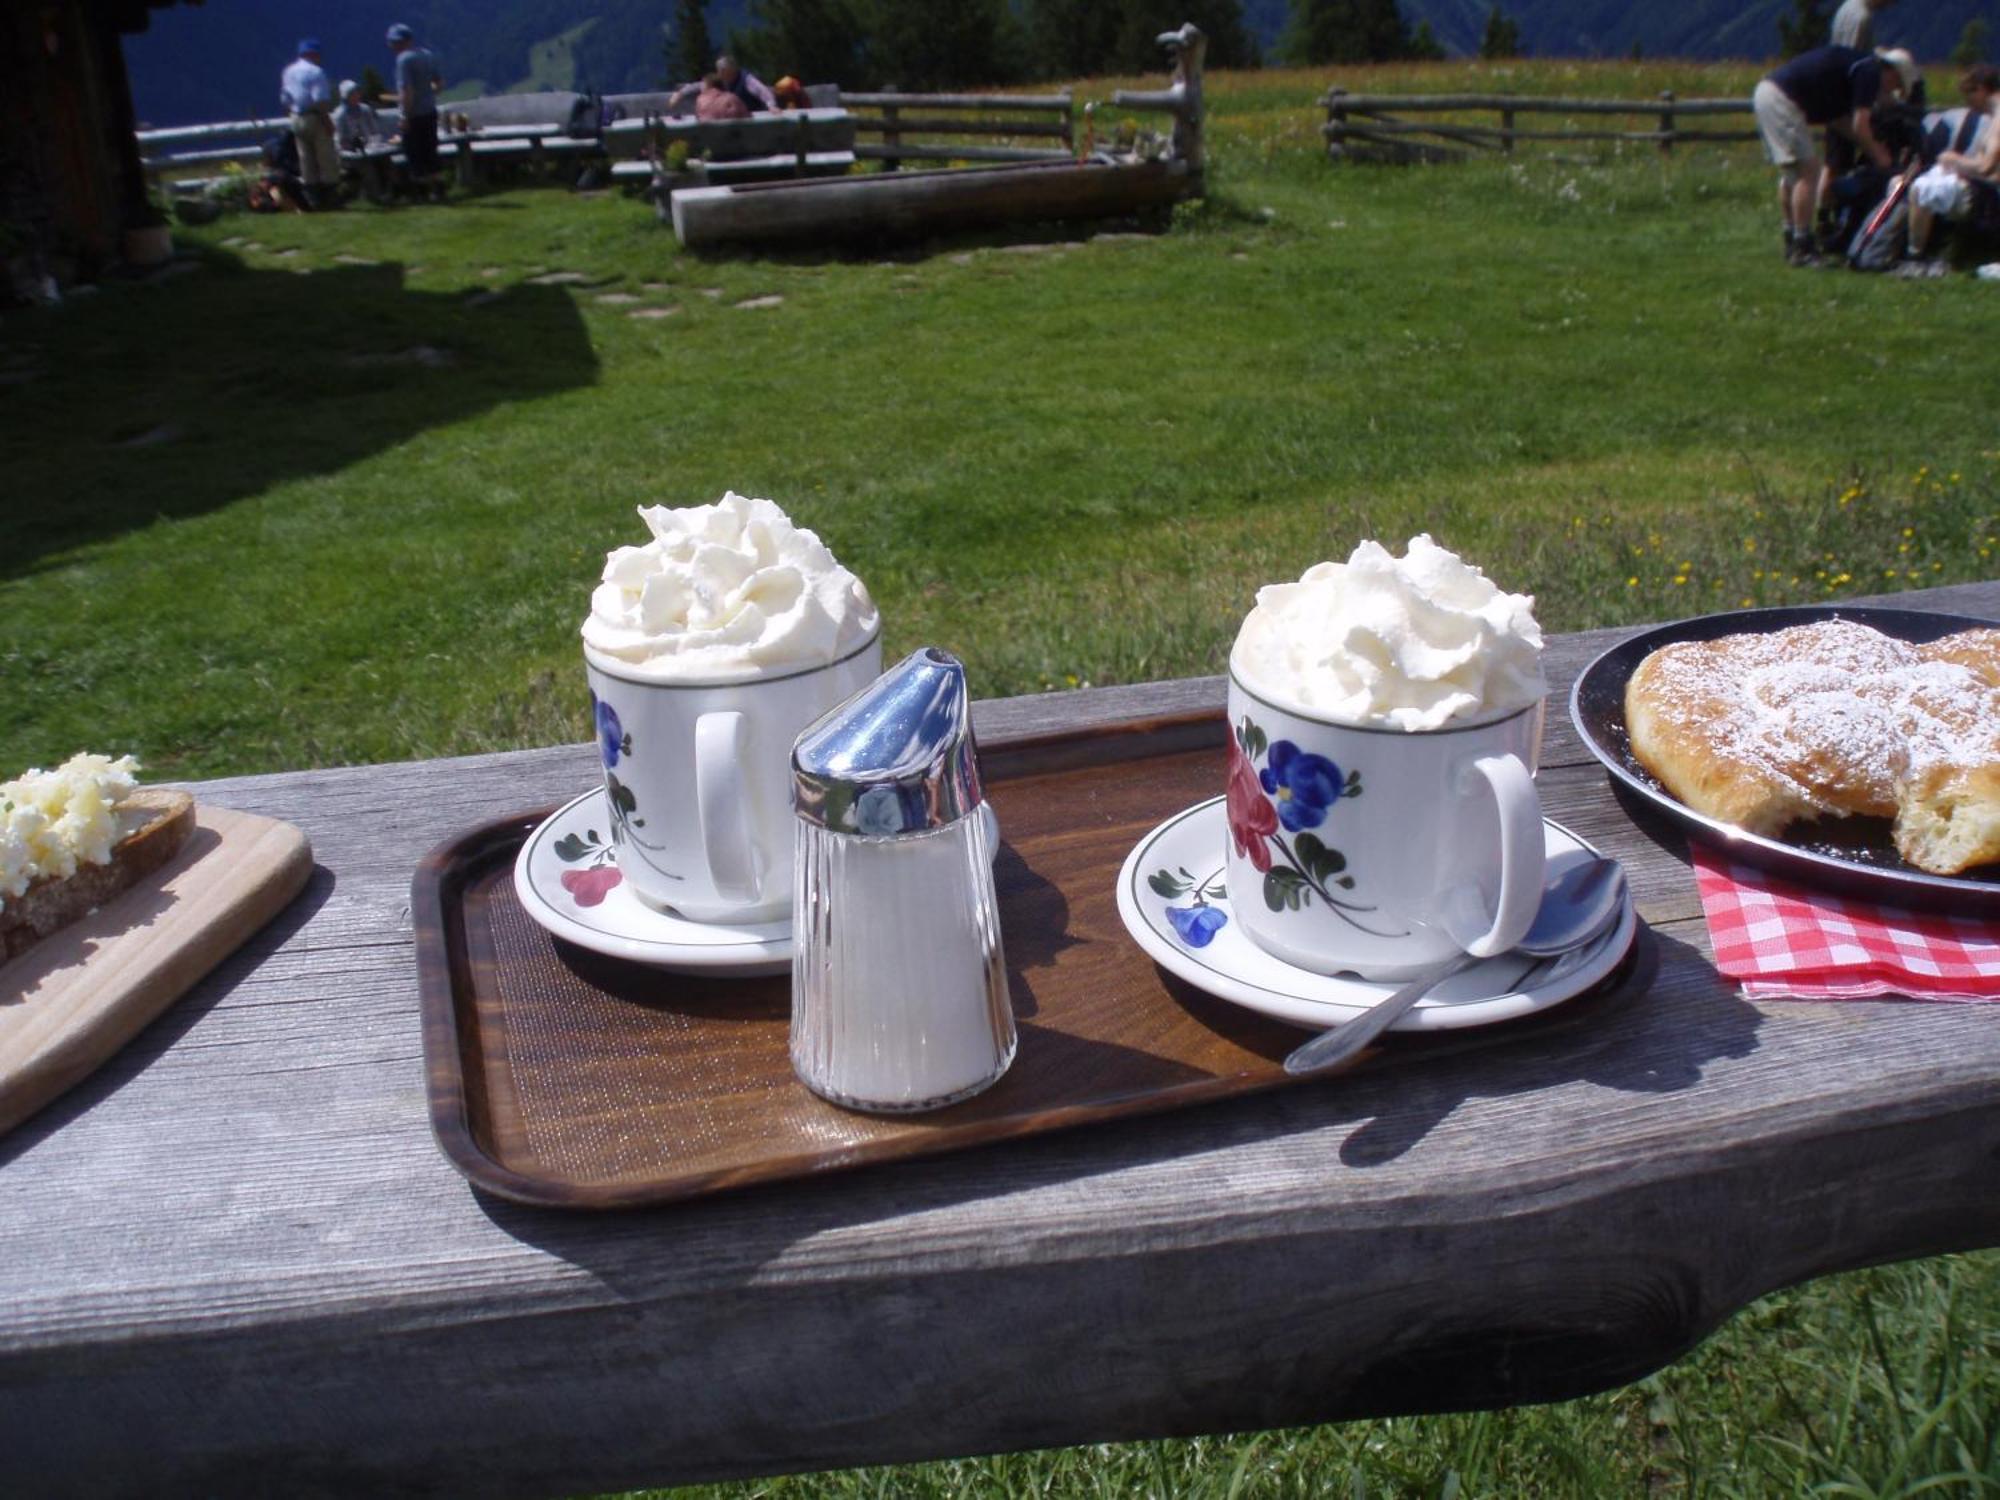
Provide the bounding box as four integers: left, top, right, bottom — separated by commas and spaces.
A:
0, 803, 313, 1138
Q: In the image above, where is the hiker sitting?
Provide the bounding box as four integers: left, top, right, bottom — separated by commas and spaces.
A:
670, 54, 777, 116
693, 74, 750, 123
1908, 63, 2000, 261
334, 80, 386, 152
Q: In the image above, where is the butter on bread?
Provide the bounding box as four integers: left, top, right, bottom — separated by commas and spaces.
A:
0, 789, 196, 961
1624, 619, 2000, 876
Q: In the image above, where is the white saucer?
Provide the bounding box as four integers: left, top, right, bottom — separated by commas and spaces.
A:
1115, 796, 1638, 1032
513, 788, 792, 976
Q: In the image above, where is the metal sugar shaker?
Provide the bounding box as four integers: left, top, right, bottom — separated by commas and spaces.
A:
789, 647, 1015, 1114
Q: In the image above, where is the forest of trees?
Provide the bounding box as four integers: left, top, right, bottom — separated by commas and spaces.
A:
718, 0, 1267, 89
702, 0, 1443, 90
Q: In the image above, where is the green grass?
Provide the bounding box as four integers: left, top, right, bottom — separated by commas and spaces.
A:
6, 63, 1997, 779
4, 61, 1998, 1496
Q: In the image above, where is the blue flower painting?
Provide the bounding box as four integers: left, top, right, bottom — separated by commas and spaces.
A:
1259, 741, 1344, 832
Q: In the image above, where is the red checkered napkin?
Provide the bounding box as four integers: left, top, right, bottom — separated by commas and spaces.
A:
1693, 845, 2000, 1001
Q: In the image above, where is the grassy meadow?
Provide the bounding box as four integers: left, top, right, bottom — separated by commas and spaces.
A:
4, 57, 1998, 1497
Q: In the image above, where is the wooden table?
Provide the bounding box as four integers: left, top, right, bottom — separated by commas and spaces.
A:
5, 581, 1998, 1497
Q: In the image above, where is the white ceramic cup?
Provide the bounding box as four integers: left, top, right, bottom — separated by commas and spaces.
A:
583, 632, 883, 924
1223, 669, 1546, 980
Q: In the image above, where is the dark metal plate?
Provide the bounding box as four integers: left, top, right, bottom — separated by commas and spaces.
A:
1569, 604, 2000, 915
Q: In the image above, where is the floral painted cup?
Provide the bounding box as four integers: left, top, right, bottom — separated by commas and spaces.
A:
583, 632, 883, 925
1223, 670, 1546, 981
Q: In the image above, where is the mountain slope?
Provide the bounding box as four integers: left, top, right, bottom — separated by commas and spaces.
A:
123, 0, 1995, 128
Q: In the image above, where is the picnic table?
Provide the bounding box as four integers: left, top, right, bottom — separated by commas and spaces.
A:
4, 578, 1998, 1496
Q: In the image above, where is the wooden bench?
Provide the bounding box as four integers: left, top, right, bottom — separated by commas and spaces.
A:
4, 578, 1997, 1494
602, 108, 857, 193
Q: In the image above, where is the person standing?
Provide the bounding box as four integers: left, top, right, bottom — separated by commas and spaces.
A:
1754, 44, 1913, 264
1830, 0, 1894, 50
386, 23, 446, 200
280, 39, 339, 209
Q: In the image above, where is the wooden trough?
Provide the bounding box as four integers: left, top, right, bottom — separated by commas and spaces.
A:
671, 156, 1194, 249
670, 22, 1208, 252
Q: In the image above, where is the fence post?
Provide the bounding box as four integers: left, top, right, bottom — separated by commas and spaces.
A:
1326, 86, 1347, 159
1501, 105, 1515, 154
882, 86, 901, 173
1658, 90, 1675, 155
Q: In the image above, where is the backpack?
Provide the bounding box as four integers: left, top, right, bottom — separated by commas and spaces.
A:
1847, 173, 1910, 272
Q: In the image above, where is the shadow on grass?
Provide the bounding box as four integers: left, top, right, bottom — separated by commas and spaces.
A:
0, 252, 598, 580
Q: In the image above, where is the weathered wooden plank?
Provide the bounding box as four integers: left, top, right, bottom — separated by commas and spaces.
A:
843, 92, 1073, 113
0, 580, 1994, 1496
1321, 92, 1751, 117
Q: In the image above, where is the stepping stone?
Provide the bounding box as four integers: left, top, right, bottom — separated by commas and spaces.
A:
273, 248, 300, 258
240, 242, 266, 252
1001, 242, 1058, 255
334, 254, 377, 265
641, 281, 671, 291
1092, 232, 1152, 244
1326, 219, 1348, 230
732, 295, 783, 310
595, 292, 640, 305
220, 236, 247, 247
699, 287, 723, 298
627, 306, 681, 319
949, 253, 975, 266
464, 290, 504, 308
481, 266, 503, 278
527, 270, 591, 286
1230, 251, 1250, 261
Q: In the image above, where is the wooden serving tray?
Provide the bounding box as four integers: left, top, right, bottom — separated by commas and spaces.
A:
414, 713, 1645, 1209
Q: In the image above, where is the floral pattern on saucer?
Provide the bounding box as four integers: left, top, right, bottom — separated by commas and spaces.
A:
513, 787, 790, 976
1118, 796, 1637, 1033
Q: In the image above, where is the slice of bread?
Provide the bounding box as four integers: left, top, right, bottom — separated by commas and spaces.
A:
1, 790, 197, 962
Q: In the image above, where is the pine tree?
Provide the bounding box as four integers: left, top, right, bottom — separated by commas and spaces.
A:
1280, 0, 1415, 66
1114, 0, 1259, 73
1023, 0, 1125, 80
1951, 18, 1992, 67
1776, 0, 1829, 59
1408, 20, 1444, 61
1479, 5, 1522, 60
672, 0, 716, 82
742, 0, 865, 87
359, 64, 388, 102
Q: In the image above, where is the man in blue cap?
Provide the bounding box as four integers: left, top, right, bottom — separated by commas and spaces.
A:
386, 23, 446, 199
280, 38, 339, 208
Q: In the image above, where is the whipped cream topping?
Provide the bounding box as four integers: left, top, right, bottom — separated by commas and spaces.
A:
1232, 535, 1545, 730
581, 492, 879, 680
1, 752, 142, 909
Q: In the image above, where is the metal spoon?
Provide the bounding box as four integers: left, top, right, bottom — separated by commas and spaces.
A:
1282, 855, 1629, 1077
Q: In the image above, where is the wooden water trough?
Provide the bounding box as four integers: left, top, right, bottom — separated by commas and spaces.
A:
672, 155, 1193, 249
671, 23, 1208, 251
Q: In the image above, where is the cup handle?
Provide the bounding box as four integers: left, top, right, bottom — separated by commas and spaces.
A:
695, 710, 759, 906
1438, 753, 1544, 958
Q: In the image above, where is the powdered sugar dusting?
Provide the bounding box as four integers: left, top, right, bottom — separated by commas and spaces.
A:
1641, 620, 2000, 818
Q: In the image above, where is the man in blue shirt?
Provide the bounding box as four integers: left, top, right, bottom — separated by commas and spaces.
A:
279, 39, 339, 208
1754, 44, 1912, 264
387, 23, 446, 198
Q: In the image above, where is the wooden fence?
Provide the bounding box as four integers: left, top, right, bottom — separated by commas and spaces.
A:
1321, 89, 1756, 162
842, 91, 1075, 167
